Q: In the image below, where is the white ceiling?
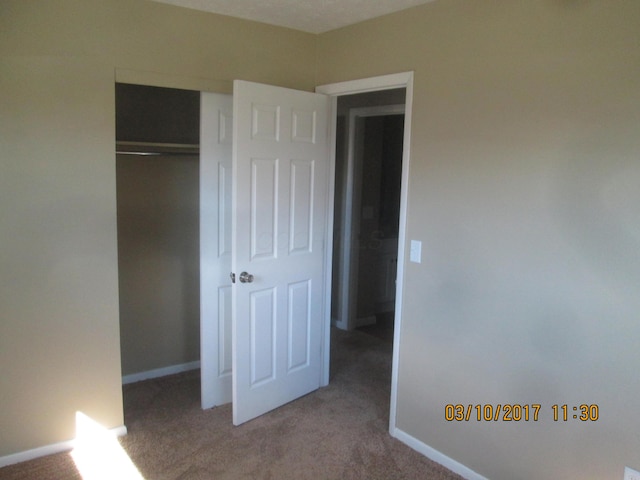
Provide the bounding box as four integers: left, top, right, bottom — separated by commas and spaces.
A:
151, 0, 436, 34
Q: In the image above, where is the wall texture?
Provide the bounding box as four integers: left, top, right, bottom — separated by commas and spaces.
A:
116, 154, 201, 376
2, 1, 639, 478
0, 54, 124, 459
0, 0, 316, 458
318, 1, 640, 479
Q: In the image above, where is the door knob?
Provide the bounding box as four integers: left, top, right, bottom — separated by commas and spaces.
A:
239, 271, 254, 283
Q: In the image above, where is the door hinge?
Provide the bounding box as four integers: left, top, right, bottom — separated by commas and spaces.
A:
230, 272, 236, 284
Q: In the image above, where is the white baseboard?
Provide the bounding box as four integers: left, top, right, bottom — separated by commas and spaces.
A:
391, 427, 488, 480
0, 425, 127, 468
332, 317, 348, 330
122, 360, 200, 385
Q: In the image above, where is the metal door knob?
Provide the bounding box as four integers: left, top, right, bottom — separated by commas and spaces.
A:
239, 271, 254, 283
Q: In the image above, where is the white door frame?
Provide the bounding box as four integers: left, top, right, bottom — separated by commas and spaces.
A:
339, 104, 406, 332
316, 71, 414, 434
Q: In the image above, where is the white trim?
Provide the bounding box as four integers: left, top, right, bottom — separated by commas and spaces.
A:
316, 72, 413, 96
0, 426, 127, 468
121, 361, 200, 385
348, 104, 406, 119
332, 318, 348, 330
316, 71, 413, 437
392, 427, 489, 480
389, 73, 413, 433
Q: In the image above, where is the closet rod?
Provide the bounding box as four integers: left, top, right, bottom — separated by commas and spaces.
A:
116, 140, 199, 156
116, 150, 199, 156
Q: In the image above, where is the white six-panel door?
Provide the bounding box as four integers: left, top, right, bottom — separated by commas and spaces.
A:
231, 80, 330, 425
200, 92, 234, 409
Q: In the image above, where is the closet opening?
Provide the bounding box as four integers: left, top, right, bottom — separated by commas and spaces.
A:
115, 83, 201, 387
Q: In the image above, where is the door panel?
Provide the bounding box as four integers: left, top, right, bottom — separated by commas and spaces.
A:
289, 160, 314, 254
288, 279, 311, 371
250, 287, 277, 386
232, 80, 329, 425
200, 92, 233, 409
218, 285, 233, 376
250, 158, 278, 260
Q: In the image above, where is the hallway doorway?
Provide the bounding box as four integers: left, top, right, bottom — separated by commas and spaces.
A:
330, 90, 406, 346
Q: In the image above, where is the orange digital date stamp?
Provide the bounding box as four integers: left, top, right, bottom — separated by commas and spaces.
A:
444, 404, 599, 422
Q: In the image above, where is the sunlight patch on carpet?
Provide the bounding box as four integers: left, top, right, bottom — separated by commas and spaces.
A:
71, 412, 144, 480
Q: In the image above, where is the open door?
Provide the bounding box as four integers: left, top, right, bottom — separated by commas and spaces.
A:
231, 80, 330, 425
200, 92, 233, 409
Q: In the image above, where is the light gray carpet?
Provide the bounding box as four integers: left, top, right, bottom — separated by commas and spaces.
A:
1, 327, 464, 480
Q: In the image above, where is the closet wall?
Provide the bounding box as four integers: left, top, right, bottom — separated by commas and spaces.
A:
116, 83, 200, 377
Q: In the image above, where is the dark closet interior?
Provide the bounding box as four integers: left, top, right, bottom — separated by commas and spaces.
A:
115, 84, 201, 379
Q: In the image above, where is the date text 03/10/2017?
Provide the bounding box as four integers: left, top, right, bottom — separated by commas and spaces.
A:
444, 404, 599, 422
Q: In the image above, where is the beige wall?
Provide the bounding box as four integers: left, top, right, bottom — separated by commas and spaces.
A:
2, 0, 640, 477
0, 55, 124, 457
116, 154, 200, 376
318, 1, 640, 479
0, 0, 316, 457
